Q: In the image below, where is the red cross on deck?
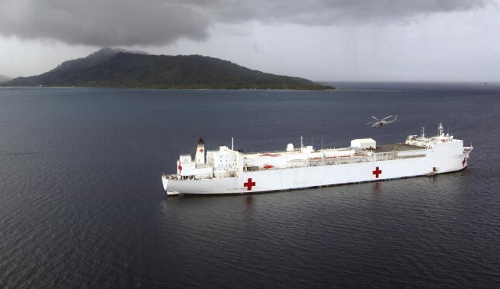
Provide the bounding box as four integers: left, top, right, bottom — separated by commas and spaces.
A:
244, 178, 256, 191
372, 166, 382, 178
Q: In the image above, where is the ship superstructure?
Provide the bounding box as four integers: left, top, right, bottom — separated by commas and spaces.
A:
162, 123, 473, 195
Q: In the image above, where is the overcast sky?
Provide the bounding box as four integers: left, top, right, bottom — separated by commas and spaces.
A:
1, 0, 499, 82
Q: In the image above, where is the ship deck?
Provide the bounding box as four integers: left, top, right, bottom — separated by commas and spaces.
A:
372, 143, 426, 153
242, 143, 427, 158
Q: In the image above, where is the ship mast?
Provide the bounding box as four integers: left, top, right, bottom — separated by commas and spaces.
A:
438, 123, 444, 136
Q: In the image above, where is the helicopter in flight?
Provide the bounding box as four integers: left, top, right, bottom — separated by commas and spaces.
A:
367, 115, 398, 128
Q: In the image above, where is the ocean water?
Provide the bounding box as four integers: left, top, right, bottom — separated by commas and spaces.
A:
1, 83, 499, 288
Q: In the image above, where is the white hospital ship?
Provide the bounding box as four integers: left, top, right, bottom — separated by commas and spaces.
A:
162, 123, 472, 196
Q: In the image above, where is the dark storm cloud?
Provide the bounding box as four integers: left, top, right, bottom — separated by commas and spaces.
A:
0, 0, 209, 46
205, 0, 491, 25
0, 0, 491, 46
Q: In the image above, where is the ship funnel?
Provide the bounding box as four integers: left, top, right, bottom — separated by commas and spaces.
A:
195, 137, 205, 164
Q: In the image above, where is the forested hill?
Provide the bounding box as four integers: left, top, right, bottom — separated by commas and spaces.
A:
4, 48, 332, 90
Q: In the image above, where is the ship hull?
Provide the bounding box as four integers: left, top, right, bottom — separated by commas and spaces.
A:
162, 152, 470, 195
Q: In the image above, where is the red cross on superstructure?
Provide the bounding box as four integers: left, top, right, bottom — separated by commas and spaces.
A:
462, 157, 467, 167
177, 162, 182, 173
372, 166, 382, 178
199, 148, 204, 153
244, 178, 256, 191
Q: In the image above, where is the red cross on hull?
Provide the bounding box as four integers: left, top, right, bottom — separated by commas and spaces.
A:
372, 166, 382, 178
244, 178, 256, 191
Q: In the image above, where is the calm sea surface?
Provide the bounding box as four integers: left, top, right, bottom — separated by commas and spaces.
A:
1, 83, 499, 288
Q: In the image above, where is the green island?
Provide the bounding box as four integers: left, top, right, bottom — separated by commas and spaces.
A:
2, 48, 333, 90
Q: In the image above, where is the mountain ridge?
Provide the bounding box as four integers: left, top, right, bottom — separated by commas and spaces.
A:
4, 48, 332, 90
0, 74, 11, 83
